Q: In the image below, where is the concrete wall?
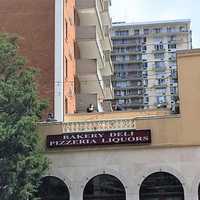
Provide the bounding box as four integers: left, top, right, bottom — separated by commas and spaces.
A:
45, 146, 200, 200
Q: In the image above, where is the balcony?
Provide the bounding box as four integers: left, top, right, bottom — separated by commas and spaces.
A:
155, 67, 167, 72
77, 59, 104, 98
115, 94, 144, 99
76, 0, 104, 39
76, 93, 104, 113
103, 25, 113, 51
112, 59, 143, 65
77, 26, 104, 64
121, 103, 144, 109
101, 50, 114, 76
103, 76, 114, 100
154, 84, 167, 89
101, 0, 112, 27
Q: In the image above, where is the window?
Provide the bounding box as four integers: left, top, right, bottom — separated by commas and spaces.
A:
157, 88, 166, 95
144, 96, 149, 104
157, 78, 165, 85
153, 28, 162, 33
142, 46, 147, 51
134, 29, 140, 36
65, 97, 68, 114
65, 57, 68, 79
144, 28, 149, 35
143, 79, 148, 87
154, 53, 165, 59
155, 61, 165, 68
169, 35, 176, 41
115, 30, 129, 36
168, 43, 177, 49
157, 96, 166, 104
154, 44, 164, 51
180, 26, 187, 32
143, 62, 148, 69
38, 176, 70, 200
140, 172, 184, 200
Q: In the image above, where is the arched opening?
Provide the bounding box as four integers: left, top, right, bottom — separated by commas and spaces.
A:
140, 172, 184, 200
83, 174, 126, 200
38, 176, 70, 200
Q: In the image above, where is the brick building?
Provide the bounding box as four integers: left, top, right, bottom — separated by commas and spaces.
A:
0, 0, 113, 121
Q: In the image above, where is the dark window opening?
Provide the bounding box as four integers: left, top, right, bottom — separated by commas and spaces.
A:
38, 176, 70, 200
83, 174, 126, 200
140, 172, 184, 200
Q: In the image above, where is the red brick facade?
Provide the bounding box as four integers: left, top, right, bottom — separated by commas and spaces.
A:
0, 0, 77, 119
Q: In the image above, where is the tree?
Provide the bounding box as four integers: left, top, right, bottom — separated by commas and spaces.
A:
0, 34, 49, 200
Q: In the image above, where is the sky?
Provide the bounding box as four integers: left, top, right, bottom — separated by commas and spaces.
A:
110, 0, 200, 48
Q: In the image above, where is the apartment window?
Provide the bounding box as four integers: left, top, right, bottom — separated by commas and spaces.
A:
153, 28, 162, 33
65, 97, 68, 114
170, 86, 177, 94
115, 30, 129, 36
167, 27, 172, 32
65, 57, 68, 79
179, 26, 187, 32
134, 29, 140, 36
157, 88, 166, 95
154, 44, 164, 51
169, 35, 176, 41
143, 79, 148, 87
142, 46, 147, 51
157, 96, 166, 104
143, 62, 148, 69
155, 61, 165, 68
154, 53, 165, 59
144, 96, 149, 104
157, 78, 165, 85
118, 99, 125, 105
168, 44, 177, 50
144, 29, 149, 35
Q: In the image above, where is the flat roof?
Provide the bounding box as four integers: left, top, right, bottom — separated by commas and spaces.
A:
112, 19, 191, 27
177, 48, 200, 57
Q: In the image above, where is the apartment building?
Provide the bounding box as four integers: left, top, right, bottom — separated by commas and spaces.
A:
111, 20, 192, 110
76, 0, 114, 113
0, 0, 113, 121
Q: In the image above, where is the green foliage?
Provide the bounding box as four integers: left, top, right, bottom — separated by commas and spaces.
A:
0, 34, 49, 200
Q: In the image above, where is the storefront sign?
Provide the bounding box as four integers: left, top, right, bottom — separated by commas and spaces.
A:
47, 129, 151, 148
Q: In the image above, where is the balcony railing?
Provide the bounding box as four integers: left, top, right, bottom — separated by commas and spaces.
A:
63, 118, 136, 133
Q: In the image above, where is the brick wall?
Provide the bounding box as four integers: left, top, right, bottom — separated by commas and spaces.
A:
0, 0, 55, 119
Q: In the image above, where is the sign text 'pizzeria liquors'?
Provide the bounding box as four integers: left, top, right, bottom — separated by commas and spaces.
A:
47, 129, 151, 148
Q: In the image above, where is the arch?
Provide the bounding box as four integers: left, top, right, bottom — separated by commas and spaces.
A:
38, 176, 70, 200
139, 172, 184, 200
80, 168, 128, 191
83, 174, 126, 200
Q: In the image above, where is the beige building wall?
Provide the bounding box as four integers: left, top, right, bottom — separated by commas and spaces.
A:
39, 49, 200, 200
